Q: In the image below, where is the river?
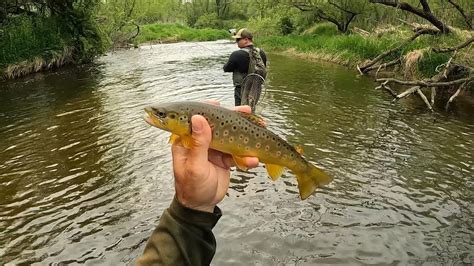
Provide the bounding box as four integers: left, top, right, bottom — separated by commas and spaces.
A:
0, 40, 472, 265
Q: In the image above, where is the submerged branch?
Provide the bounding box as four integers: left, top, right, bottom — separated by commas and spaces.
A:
416, 88, 433, 112
375, 81, 398, 97
445, 81, 470, 111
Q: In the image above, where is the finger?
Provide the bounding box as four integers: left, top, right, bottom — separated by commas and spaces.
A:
208, 149, 260, 170
187, 115, 212, 167
234, 105, 251, 113
204, 99, 220, 106
244, 157, 259, 169
208, 150, 232, 169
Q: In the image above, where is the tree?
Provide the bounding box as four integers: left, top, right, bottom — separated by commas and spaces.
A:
368, 0, 451, 33
291, 0, 365, 33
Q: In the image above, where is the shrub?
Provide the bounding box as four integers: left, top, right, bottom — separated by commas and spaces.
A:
280, 17, 294, 35
195, 12, 222, 29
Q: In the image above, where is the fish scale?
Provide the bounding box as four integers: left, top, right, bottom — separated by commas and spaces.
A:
144, 101, 332, 199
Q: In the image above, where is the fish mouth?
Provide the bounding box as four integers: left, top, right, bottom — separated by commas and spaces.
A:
143, 107, 163, 128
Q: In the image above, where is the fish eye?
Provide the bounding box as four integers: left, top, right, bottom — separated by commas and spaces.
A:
157, 111, 166, 118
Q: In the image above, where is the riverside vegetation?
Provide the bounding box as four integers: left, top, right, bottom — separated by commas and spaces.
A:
1, 0, 472, 111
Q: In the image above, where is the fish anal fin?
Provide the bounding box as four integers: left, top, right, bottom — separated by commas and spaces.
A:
232, 155, 248, 171
265, 163, 285, 181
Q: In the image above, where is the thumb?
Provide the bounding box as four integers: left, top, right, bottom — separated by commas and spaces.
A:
188, 115, 212, 166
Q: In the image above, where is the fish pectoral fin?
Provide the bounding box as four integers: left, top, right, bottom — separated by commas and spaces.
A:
180, 134, 193, 149
168, 134, 180, 144
265, 163, 285, 181
232, 155, 248, 171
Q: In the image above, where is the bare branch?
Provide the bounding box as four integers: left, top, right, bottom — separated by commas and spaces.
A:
416, 87, 433, 111
395, 86, 419, 100
448, 0, 472, 30
376, 77, 474, 87
433, 37, 474, 53
443, 50, 457, 79
445, 81, 471, 111
358, 29, 435, 74
420, 0, 431, 13
431, 87, 436, 105
375, 81, 398, 97
369, 0, 450, 33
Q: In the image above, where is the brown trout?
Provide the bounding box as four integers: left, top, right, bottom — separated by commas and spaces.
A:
143, 101, 332, 199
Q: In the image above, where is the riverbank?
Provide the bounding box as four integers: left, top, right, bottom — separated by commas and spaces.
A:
257, 24, 471, 78
2, 22, 471, 83
1, 23, 227, 80
133, 23, 229, 45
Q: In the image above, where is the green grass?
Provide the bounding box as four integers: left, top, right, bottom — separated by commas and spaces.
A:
133, 23, 229, 45
0, 15, 66, 69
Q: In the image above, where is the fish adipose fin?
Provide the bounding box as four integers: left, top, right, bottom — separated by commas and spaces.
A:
295, 164, 333, 200
265, 163, 285, 181
232, 155, 248, 171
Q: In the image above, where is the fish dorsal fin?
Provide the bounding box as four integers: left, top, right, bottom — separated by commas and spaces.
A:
265, 163, 285, 181
237, 111, 266, 128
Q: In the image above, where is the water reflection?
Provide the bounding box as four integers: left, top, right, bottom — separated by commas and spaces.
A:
0, 41, 472, 265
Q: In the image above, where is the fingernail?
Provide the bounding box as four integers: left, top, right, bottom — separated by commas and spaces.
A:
192, 116, 202, 133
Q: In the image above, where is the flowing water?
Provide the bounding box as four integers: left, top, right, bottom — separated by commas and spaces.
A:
0, 40, 472, 265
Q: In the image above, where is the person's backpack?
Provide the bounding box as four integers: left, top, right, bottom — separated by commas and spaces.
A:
241, 47, 266, 112
248, 47, 267, 79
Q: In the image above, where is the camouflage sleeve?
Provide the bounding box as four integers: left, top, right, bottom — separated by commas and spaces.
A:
135, 197, 222, 266
260, 49, 267, 66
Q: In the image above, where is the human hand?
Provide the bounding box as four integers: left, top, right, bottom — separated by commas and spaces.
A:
171, 104, 259, 213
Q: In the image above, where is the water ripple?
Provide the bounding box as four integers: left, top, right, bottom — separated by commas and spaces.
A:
0, 41, 472, 264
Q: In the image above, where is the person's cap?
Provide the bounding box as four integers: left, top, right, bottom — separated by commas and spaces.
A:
232, 28, 253, 39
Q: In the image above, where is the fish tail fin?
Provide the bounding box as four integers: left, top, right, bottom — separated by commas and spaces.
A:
295, 164, 332, 200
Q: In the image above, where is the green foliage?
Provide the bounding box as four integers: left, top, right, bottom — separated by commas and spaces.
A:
133, 23, 228, 44
418, 52, 451, 77
304, 23, 341, 36
280, 17, 294, 35
247, 4, 300, 36
0, 15, 65, 68
54, 1, 107, 63
1, 0, 107, 70
195, 12, 222, 29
